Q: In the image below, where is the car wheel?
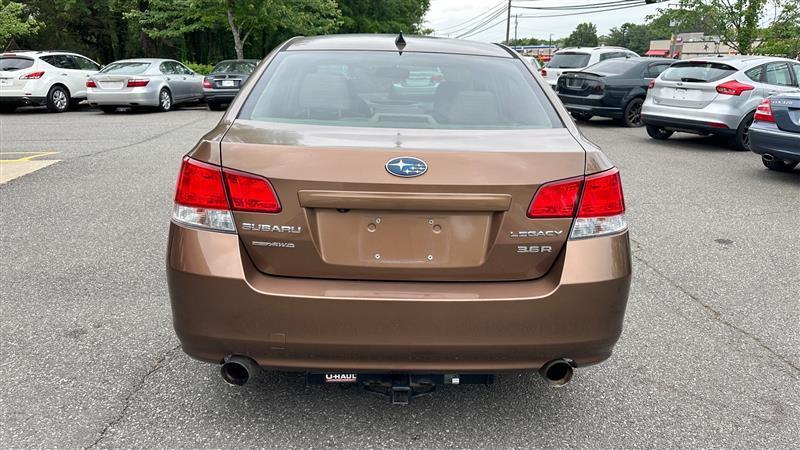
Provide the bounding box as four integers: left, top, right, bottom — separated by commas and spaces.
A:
100, 106, 117, 114
762, 157, 798, 172
0, 104, 17, 113
46, 86, 70, 113
571, 111, 593, 122
646, 124, 673, 140
208, 101, 227, 111
730, 112, 754, 151
622, 98, 644, 128
157, 88, 172, 112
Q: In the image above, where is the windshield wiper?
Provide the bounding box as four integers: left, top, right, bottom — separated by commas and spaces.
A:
680, 77, 707, 82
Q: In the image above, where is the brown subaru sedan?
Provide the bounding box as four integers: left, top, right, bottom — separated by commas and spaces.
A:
167, 34, 631, 398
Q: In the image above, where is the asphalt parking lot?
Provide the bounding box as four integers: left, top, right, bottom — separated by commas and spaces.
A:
1, 106, 798, 448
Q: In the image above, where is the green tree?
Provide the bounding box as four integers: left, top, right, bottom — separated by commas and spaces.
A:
129, 0, 340, 60
758, 0, 800, 56
645, 0, 719, 39
707, 0, 768, 54
338, 0, 429, 34
564, 22, 598, 47
605, 23, 652, 55
0, 0, 41, 46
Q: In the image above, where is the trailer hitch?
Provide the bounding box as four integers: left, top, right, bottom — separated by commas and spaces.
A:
305, 373, 495, 404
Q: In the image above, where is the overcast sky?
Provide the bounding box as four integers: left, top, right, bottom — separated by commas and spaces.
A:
423, 0, 668, 42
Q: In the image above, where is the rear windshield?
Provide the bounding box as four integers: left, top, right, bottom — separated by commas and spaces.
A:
212, 61, 257, 74
547, 53, 591, 69
239, 51, 561, 130
0, 57, 34, 71
582, 59, 638, 75
100, 62, 151, 75
661, 62, 736, 82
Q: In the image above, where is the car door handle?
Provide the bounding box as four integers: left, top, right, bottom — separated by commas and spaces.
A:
61, 73, 68, 76
166, 77, 171, 81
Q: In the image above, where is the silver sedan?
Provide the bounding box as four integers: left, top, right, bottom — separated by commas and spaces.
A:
87, 58, 204, 113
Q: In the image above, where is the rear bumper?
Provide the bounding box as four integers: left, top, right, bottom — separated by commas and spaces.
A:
641, 114, 737, 136
641, 100, 741, 134
0, 95, 46, 106
750, 124, 800, 162
87, 89, 158, 106
203, 90, 237, 102
167, 223, 632, 373
559, 95, 623, 118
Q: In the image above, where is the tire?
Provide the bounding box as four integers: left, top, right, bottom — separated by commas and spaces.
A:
45, 85, 70, 113
156, 88, 172, 112
730, 112, 755, 151
208, 101, 226, 111
100, 106, 117, 114
571, 111, 593, 122
762, 157, 798, 172
646, 124, 674, 140
622, 97, 645, 128
0, 104, 17, 113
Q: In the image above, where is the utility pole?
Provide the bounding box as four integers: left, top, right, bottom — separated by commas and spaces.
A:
505, 0, 512, 44
514, 14, 519, 42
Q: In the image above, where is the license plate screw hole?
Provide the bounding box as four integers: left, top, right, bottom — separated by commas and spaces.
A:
375, 217, 381, 224
427, 255, 433, 261
374, 253, 381, 260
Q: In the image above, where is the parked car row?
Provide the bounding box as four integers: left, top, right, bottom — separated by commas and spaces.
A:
0, 50, 257, 113
552, 54, 800, 172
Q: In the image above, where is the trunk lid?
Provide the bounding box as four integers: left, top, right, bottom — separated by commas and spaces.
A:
557, 72, 605, 97
92, 74, 149, 90
771, 94, 800, 133
221, 120, 586, 282
207, 73, 248, 89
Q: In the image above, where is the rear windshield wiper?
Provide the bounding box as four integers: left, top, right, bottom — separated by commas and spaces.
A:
680, 77, 707, 82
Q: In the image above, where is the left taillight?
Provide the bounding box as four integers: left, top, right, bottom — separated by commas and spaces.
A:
754, 97, 774, 123
173, 157, 234, 232
172, 157, 281, 232
20, 71, 45, 80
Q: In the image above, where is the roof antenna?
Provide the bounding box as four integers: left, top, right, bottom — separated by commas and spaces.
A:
395, 32, 406, 55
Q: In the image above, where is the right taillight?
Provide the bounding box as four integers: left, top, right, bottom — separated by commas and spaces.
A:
86, 79, 97, 88
571, 168, 626, 239
540, 68, 548, 77
528, 168, 627, 239
20, 71, 45, 79
716, 80, 753, 96
172, 157, 281, 232
127, 78, 149, 87
754, 97, 774, 123
648, 79, 656, 89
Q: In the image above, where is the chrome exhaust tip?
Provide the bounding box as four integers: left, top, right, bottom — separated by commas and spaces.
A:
220, 355, 259, 386
762, 153, 775, 162
539, 359, 575, 387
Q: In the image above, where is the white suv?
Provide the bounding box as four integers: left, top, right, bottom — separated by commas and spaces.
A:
0, 51, 101, 113
540, 47, 638, 87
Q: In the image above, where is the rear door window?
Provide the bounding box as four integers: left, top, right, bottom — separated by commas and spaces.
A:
646, 63, 670, 78
547, 52, 591, 69
0, 56, 34, 71
599, 52, 627, 62
792, 64, 800, 85
583, 59, 637, 75
764, 62, 794, 87
41, 55, 78, 70
160, 62, 179, 74
661, 61, 736, 82
239, 50, 562, 130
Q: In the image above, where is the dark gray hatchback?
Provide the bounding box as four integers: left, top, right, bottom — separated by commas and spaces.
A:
750, 92, 800, 172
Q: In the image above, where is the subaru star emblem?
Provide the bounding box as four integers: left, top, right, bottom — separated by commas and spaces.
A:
385, 157, 428, 177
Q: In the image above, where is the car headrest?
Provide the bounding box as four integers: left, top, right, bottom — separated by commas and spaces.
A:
298, 73, 351, 111
446, 90, 501, 125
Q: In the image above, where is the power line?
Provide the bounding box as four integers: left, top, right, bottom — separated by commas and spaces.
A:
454, 6, 509, 38
431, 1, 507, 33
512, 0, 642, 10
517, 2, 649, 19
